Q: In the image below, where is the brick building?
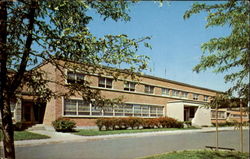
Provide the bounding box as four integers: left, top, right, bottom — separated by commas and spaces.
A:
11, 61, 223, 127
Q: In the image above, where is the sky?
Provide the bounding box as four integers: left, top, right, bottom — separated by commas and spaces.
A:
87, 1, 233, 92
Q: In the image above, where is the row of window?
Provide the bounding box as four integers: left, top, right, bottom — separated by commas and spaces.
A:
67, 72, 210, 101
211, 111, 249, 119
64, 99, 164, 117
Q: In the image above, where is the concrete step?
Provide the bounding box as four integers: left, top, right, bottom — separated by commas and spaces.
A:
27, 124, 46, 131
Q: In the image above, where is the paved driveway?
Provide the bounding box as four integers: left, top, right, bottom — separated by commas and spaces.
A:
15, 129, 249, 159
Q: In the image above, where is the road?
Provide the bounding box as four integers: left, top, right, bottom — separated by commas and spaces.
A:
16, 130, 249, 159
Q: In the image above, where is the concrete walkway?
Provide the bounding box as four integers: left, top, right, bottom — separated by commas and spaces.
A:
14, 127, 248, 147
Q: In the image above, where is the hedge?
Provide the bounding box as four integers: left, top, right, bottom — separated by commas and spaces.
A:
52, 118, 76, 132
96, 117, 183, 131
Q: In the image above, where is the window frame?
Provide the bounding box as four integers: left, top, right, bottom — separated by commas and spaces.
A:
172, 90, 180, 97
162, 88, 170, 96
124, 81, 136, 92
193, 93, 199, 100
144, 85, 154, 94
98, 77, 113, 89
66, 71, 85, 84
204, 96, 209, 102
63, 98, 164, 118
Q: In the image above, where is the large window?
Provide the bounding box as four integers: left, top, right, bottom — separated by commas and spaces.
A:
67, 71, 85, 84
124, 82, 136, 92
98, 77, 113, 88
193, 94, 199, 100
162, 88, 170, 96
64, 99, 163, 117
181, 92, 188, 98
211, 110, 226, 119
204, 96, 209, 102
64, 99, 90, 116
145, 85, 154, 94
172, 90, 180, 97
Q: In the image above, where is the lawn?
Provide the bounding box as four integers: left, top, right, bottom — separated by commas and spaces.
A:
74, 128, 198, 136
0, 131, 50, 141
139, 150, 249, 159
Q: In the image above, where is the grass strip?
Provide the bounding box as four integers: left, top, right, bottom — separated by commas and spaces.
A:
74, 128, 198, 136
0, 131, 50, 141
138, 150, 249, 159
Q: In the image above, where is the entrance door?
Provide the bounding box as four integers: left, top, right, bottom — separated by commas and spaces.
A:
22, 101, 33, 122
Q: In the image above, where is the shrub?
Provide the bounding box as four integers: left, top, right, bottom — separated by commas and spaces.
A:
96, 118, 104, 131
158, 117, 183, 128
114, 118, 128, 130
126, 117, 143, 129
14, 122, 25, 131
176, 121, 184, 128
52, 118, 76, 132
142, 118, 160, 129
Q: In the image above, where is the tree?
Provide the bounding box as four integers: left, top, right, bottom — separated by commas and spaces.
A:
184, 1, 249, 152
0, 0, 151, 158
184, 0, 250, 98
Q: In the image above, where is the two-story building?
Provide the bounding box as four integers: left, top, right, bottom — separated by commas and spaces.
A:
11, 60, 221, 128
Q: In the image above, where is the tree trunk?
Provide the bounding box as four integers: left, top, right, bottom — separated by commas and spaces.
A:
0, 1, 16, 158
1, 99, 15, 159
215, 104, 218, 151
239, 99, 243, 152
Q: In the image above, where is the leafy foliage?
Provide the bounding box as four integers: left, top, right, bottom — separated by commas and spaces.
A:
184, 0, 250, 98
52, 118, 76, 132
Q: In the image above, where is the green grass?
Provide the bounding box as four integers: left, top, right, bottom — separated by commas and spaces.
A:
139, 150, 249, 159
0, 131, 50, 141
73, 128, 198, 136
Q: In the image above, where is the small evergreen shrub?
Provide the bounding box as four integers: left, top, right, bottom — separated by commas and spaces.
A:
52, 118, 76, 132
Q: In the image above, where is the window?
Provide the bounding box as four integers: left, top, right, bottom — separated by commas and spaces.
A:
124, 104, 133, 116
162, 88, 170, 96
67, 71, 85, 84
141, 105, 150, 117
204, 96, 209, 101
64, 100, 77, 115
64, 99, 90, 116
10, 102, 16, 118
98, 77, 113, 88
124, 82, 136, 92
134, 104, 141, 116
78, 100, 90, 115
172, 90, 180, 97
193, 94, 199, 100
145, 85, 154, 94
64, 99, 164, 118
181, 92, 188, 98
211, 110, 226, 119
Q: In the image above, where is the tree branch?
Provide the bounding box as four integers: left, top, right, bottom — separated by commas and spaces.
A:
10, 0, 38, 95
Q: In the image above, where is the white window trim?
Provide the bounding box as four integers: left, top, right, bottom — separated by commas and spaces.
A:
98, 77, 113, 89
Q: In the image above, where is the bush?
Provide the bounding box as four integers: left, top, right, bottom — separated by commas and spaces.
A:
126, 117, 143, 129
96, 118, 104, 131
52, 118, 76, 132
158, 117, 183, 128
14, 122, 25, 131
142, 118, 161, 129
95, 117, 184, 131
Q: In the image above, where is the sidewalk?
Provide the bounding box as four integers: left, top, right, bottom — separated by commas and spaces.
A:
14, 127, 247, 147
